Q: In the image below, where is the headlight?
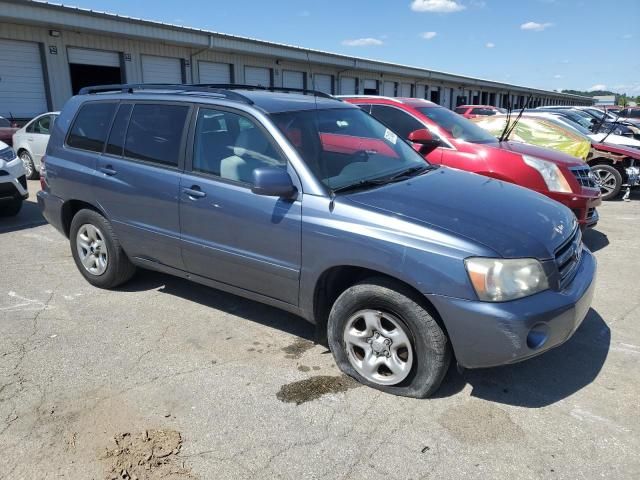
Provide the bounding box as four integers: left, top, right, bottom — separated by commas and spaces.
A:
465, 257, 549, 302
522, 155, 572, 193
0, 146, 16, 162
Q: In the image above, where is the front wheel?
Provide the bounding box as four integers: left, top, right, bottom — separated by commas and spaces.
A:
0, 198, 23, 217
327, 277, 451, 398
20, 151, 38, 180
591, 164, 622, 200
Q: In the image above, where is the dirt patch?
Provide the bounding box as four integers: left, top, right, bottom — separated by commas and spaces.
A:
281, 338, 315, 359
438, 401, 524, 444
276, 375, 360, 405
101, 429, 194, 479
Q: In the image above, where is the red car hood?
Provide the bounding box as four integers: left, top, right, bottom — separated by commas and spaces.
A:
592, 142, 640, 160
494, 140, 584, 167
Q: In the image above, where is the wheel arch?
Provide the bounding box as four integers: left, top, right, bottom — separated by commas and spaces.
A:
60, 200, 106, 238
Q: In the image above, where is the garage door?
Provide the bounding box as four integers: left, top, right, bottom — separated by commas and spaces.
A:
198, 61, 231, 84
282, 70, 305, 89
0, 39, 48, 119
340, 77, 356, 95
383, 81, 396, 97
245, 66, 271, 87
313, 74, 332, 94
141, 55, 183, 84
363, 79, 378, 94
399, 83, 412, 97
416, 84, 426, 99
68, 47, 120, 67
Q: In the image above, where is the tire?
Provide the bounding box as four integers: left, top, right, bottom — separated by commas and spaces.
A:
0, 198, 23, 217
327, 277, 451, 398
19, 151, 38, 180
591, 164, 622, 201
69, 209, 136, 289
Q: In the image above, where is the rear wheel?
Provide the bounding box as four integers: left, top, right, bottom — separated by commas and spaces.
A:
0, 198, 23, 217
591, 164, 622, 200
327, 277, 451, 398
20, 151, 37, 180
69, 209, 136, 288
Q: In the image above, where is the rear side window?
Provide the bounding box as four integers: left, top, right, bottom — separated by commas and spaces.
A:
370, 105, 424, 139
67, 102, 117, 152
124, 104, 190, 167
471, 108, 497, 116
454, 107, 467, 114
105, 104, 133, 156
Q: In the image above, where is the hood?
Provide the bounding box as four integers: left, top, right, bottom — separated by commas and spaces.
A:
592, 141, 640, 160
345, 167, 575, 260
589, 133, 640, 148
497, 140, 585, 166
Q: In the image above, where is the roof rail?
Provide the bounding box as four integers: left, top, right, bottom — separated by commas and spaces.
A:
77, 83, 255, 105
190, 83, 337, 100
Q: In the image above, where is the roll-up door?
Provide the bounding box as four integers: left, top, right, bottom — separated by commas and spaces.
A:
340, 77, 356, 95
199, 61, 232, 84
416, 85, 426, 99
313, 74, 333, 94
245, 66, 271, 87
141, 55, 183, 84
383, 81, 396, 97
282, 70, 305, 89
0, 39, 48, 118
68, 48, 120, 67
399, 83, 412, 97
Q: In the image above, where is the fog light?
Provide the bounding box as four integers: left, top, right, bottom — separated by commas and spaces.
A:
526, 323, 549, 350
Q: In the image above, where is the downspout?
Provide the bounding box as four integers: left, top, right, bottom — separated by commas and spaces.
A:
189, 35, 214, 84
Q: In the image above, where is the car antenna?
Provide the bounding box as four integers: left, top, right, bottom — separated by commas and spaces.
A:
498, 101, 513, 143
502, 95, 531, 142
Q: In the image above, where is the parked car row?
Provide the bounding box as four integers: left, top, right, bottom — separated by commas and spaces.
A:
34, 84, 597, 398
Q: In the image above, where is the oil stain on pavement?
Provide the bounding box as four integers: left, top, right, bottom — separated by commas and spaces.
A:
276, 375, 361, 405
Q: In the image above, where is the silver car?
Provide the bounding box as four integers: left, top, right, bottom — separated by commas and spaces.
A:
12, 111, 59, 179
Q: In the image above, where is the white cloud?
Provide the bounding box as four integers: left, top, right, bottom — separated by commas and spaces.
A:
411, 0, 465, 13
420, 31, 438, 40
342, 38, 384, 47
588, 84, 607, 91
553, 74, 563, 79
485, 42, 495, 48
520, 21, 553, 31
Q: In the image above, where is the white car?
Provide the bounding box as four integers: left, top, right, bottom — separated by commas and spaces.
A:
12, 111, 59, 180
0, 140, 28, 216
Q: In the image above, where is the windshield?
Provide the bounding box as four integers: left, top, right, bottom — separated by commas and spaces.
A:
271, 107, 429, 191
416, 107, 498, 144
0, 117, 10, 128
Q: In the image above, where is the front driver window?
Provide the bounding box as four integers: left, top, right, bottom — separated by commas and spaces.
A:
193, 108, 286, 184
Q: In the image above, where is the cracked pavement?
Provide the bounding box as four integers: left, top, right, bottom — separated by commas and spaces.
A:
1, 181, 639, 479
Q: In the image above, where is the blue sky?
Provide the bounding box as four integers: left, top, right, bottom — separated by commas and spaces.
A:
70, 0, 639, 94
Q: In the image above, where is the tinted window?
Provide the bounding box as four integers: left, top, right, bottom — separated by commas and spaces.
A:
471, 108, 497, 116
67, 102, 117, 152
0, 117, 10, 128
628, 110, 640, 118
370, 105, 424, 138
124, 104, 189, 166
105, 104, 133, 156
193, 108, 285, 183
454, 107, 467, 114
29, 114, 54, 134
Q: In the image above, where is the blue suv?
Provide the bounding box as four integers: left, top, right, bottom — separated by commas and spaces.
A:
37, 84, 596, 398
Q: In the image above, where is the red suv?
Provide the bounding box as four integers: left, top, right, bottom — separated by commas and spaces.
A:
341, 97, 602, 229
454, 105, 505, 119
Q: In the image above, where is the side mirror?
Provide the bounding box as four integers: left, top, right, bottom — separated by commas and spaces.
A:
407, 128, 440, 152
251, 167, 297, 198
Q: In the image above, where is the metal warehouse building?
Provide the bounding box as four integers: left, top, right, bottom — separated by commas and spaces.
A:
0, 0, 593, 120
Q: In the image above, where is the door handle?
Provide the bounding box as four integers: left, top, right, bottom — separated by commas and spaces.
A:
183, 185, 206, 199
99, 166, 117, 176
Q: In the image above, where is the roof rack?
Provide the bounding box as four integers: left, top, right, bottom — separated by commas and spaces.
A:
78, 83, 338, 104
190, 84, 336, 100
77, 83, 255, 105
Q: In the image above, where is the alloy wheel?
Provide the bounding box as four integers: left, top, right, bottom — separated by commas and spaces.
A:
343, 309, 414, 386
593, 168, 617, 196
76, 224, 108, 275
20, 152, 34, 178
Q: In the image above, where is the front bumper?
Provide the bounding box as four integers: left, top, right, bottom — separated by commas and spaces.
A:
0, 157, 28, 201
427, 248, 596, 369
546, 189, 602, 229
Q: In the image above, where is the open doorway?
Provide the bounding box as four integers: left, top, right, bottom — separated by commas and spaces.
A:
430, 89, 440, 105
69, 63, 122, 94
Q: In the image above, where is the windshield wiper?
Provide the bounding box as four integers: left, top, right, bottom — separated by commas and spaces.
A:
331, 178, 390, 194
387, 164, 435, 181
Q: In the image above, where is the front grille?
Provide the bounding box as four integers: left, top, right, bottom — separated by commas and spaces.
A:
570, 166, 597, 188
18, 175, 27, 190
555, 227, 582, 289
